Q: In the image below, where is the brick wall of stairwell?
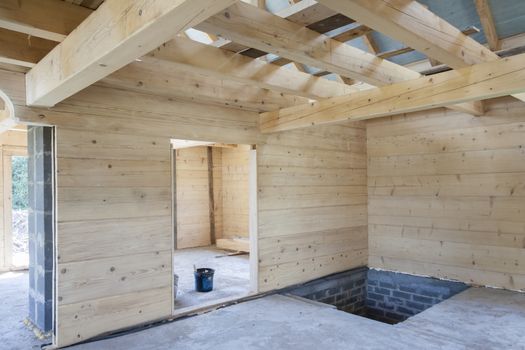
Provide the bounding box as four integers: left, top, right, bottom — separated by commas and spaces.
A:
288, 267, 368, 314
366, 269, 469, 324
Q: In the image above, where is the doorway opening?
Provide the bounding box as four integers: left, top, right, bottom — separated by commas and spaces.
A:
11, 155, 28, 269
2, 147, 29, 270
0, 125, 55, 348
171, 139, 257, 314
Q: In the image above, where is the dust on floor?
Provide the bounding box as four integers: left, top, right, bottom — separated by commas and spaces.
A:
0, 271, 47, 350
68, 287, 525, 350
173, 246, 251, 310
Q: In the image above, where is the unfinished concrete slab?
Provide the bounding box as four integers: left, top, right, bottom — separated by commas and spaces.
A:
397, 287, 525, 349
69, 286, 525, 350
173, 246, 250, 310
0, 271, 47, 350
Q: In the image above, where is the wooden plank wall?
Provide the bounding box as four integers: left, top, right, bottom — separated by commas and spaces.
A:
1, 68, 371, 345
221, 145, 250, 239
0, 68, 261, 348
175, 144, 250, 247
257, 124, 368, 292
55, 124, 173, 347
175, 146, 211, 249
367, 97, 525, 291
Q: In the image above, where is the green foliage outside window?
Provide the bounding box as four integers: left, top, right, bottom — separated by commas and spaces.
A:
12, 156, 28, 210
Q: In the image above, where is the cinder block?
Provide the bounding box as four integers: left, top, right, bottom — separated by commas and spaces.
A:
366, 299, 377, 307
379, 281, 395, 289
399, 285, 418, 294
396, 306, 416, 316
378, 302, 395, 311
412, 295, 433, 304
419, 289, 441, 298
374, 287, 391, 296
351, 288, 362, 297
387, 296, 404, 305
392, 291, 411, 300
406, 301, 426, 311
368, 292, 385, 301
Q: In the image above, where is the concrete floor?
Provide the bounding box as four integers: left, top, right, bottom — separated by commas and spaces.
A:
173, 246, 251, 310
70, 286, 525, 350
0, 271, 47, 350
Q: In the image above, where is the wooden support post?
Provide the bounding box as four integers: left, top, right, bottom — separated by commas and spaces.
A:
172, 149, 177, 250
207, 146, 216, 245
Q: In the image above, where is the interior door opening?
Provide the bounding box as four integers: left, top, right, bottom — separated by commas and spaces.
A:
171, 139, 257, 315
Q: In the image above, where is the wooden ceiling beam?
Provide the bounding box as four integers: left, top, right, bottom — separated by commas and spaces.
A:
331, 25, 373, 43
198, 2, 483, 115
376, 27, 480, 60
217, 0, 352, 61
146, 37, 357, 99
317, 0, 525, 103
0, 0, 91, 42
25, 0, 238, 107
474, 0, 500, 51
276, 0, 337, 26
198, 2, 420, 86
260, 53, 525, 133
362, 33, 379, 54
318, 0, 496, 68
0, 28, 56, 68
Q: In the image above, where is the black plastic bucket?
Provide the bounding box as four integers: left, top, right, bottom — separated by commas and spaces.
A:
194, 268, 215, 292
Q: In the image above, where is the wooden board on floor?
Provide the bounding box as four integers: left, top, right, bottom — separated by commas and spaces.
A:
216, 237, 250, 253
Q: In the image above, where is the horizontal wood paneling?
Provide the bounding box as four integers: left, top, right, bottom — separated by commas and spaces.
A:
55, 121, 173, 346
0, 68, 369, 346
367, 97, 525, 291
57, 286, 172, 347
175, 146, 211, 249
221, 145, 250, 239
3, 65, 261, 347
257, 124, 368, 291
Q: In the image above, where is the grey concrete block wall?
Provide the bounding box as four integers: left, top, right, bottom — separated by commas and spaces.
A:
27, 126, 54, 333
366, 269, 469, 324
287, 267, 367, 314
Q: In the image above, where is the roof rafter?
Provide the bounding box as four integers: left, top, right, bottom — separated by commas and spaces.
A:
474, 0, 500, 51
260, 53, 525, 133
317, 0, 525, 103
197, 2, 484, 115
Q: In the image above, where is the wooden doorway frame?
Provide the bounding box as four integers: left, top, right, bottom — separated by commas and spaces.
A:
170, 141, 259, 316
1, 145, 28, 270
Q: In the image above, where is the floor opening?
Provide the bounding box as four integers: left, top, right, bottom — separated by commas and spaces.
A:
287, 267, 469, 324
171, 140, 257, 313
